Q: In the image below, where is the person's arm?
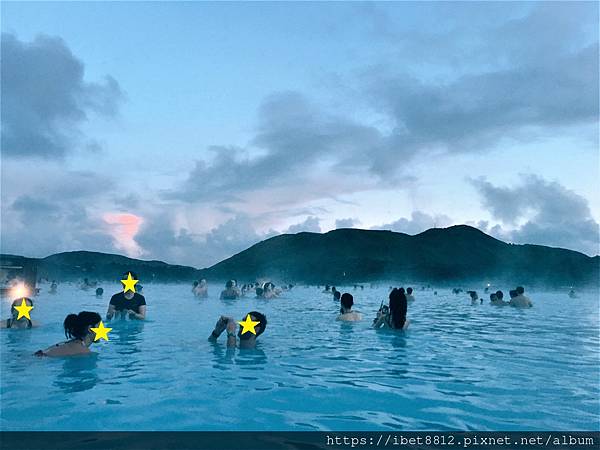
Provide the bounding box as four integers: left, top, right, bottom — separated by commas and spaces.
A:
106, 304, 117, 320
128, 305, 146, 320
209, 316, 230, 341
225, 319, 237, 348
372, 311, 386, 329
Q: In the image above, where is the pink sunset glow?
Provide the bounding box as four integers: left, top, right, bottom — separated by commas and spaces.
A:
103, 213, 144, 257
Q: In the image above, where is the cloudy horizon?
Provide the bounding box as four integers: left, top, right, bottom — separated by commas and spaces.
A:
1, 2, 598, 267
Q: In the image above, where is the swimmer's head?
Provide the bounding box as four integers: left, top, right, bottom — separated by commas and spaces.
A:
11, 298, 33, 319
509, 289, 518, 298
63, 311, 102, 341
225, 280, 234, 289
95, 287, 104, 296
496, 290, 504, 300
407, 287, 413, 295
516, 286, 525, 295
490, 293, 498, 302
255, 287, 264, 297
340, 293, 354, 310
193, 281, 199, 287
331, 286, 337, 293
398, 287, 406, 295
238, 311, 267, 340
333, 290, 341, 300
121, 271, 139, 283
200, 279, 207, 286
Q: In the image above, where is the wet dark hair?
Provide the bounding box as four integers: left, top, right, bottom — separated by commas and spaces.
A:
11, 298, 34, 325
496, 290, 504, 300
490, 293, 497, 301
95, 287, 104, 296
388, 288, 407, 329
193, 281, 199, 287
340, 293, 353, 310
255, 287, 264, 297
226, 280, 234, 288
11, 297, 34, 311
63, 311, 101, 340
509, 289, 518, 298
122, 271, 138, 280
239, 311, 267, 340
516, 286, 525, 295
333, 291, 341, 300
407, 287, 413, 294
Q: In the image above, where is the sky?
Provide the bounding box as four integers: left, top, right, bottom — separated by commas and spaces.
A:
1, 1, 598, 268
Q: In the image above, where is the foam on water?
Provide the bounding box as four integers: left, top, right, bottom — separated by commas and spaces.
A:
1, 283, 598, 430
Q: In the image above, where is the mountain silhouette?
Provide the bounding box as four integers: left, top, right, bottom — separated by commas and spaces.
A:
1, 225, 597, 287
197, 225, 598, 286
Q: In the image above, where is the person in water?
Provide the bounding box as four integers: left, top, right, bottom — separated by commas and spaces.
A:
193, 279, 208, 298
220, 280, 240, 300
49, 280, 58, 294
34, 311, 102, 357
337, 293, 362, 322
568, 289, 577, 299
107, 272, 147, 321
406, 287, 415, 302
262, 282, 279, 299
510, 286, 533, 308
468, 290, 483, 305
1, 298, 38, 329
373, 288, 410, 330
255, 287, 264, 298
208, 311, 267, 349
333, 290, 341, 302
490, 292, 507, 306
95, 287, 104, 297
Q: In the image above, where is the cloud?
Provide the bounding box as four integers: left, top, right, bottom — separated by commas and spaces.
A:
169, 91, 394, 204
1, 33, 124, 158
470, 175, 599, 255
169, 3, 597, 211
0, 162, 127, 258
373, 211, 453, 235
285, 216, 321, 234
335, 217, 360, 229
134, 213, 278, 267
103, 213, 144, 257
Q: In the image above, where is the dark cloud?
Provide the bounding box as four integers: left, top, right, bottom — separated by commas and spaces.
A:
1, 194, 116, 258
470, 175, 599, 255
134, 214, 278, 268
335, 217, 359, 229
373, 211, 453, 235
169, 91, 391, 203
1, 33, 124, 158
285, 216, 322, 234
170, 3, 597, 206
0, 163, 121, 257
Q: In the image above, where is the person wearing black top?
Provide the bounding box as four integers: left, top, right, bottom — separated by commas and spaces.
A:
107, 272, 147, 321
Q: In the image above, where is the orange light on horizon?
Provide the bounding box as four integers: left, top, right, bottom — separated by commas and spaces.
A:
103, 213, 144, 257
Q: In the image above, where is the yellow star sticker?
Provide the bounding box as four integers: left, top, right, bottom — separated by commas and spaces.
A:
14, 298, 34, 320
121, 272, 138, 293
237, 314, 260, 335
90, 321, 112, 341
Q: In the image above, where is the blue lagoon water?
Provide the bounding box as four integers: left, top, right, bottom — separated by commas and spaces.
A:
1, 284, 598, 430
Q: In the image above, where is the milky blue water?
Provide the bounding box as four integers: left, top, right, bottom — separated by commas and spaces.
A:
1, 283, 598, 431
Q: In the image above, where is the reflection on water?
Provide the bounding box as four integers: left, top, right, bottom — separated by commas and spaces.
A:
0, 284, 598, 430
54, 354, 99, 393
210, 342, 268, 367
